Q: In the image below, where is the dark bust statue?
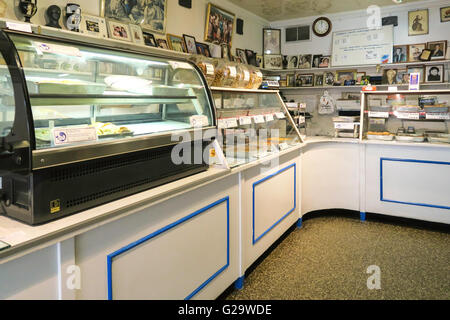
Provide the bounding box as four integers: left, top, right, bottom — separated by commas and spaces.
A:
45, 5, 61, 28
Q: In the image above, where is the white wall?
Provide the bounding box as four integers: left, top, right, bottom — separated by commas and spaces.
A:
2, 0, 268, 54
270, 0, 450, 56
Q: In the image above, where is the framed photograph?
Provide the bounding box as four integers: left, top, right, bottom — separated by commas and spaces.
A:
419, 49, 432, 61
233, 57, 242, 64
107, 20, 132, 42
204, 3, 235, 46
425, 65, 444, 83
287, 55, 299, 69
314, 74, 324, 86
356, 72, 366, 84
182, 34, 197, 54
440, 6, 450, 22
312, 55, 322, 68
408, 9, 428, 36
221, 44, 232, 60
407, 65, 424, 83
264, 54, 283, 70
196, 42, 211, 57
209, 43, 221, 58
295, 73, 314, 87
336, 70, 356, 85
167, 34, 187, 53
80, 14, 108, 38
143, 32, 157, 47
427, 41, 447, 60
236, 49, 247, 64
382, 69, 398, 85
393, 45, 408, 63
156, 38, 169, 49
101, 0, 167, 34
396, 70, 409, 84
286, 74, 295, 87
298, 54, 312, 69
408, 43, 426, 62
319, 56, 331, 68
256, 55, 263, 68
129, 24, 144, 45
245, 50, 257, 66
263, 28, 281, 55
323, 72, 335, 86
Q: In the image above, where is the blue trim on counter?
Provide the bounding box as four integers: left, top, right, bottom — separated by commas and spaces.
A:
252, 163, 296, 244
380, 158, 450, 210
297, 218, 303, 228
235, 276, 245, 290
107, 196, 230, 300
360, 212, 366, 221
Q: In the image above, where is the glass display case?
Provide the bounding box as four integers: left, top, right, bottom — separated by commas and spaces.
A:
0, 29, 216, 225
361, 90, 450, 144
212, 88, 302, 167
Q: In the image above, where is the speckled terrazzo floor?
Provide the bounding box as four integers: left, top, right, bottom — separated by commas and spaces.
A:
225, 215, 450, 300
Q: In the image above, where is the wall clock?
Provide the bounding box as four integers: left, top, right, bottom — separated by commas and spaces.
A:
312, 17, 332, 37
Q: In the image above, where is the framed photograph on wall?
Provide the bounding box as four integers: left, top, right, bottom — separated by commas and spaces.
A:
167, 34, 187, 53
129, 24, 145, 45
101, 0, 167, 34
80, 14, 108, 38
382, 69, 398, 85
323, 72, 335, 86
263, 28, 281, 55
336, 70, 356, 85
407, 65, 424, 83
312, 55, 322, 68
427, 41, 447, 60
296, 73, 314, 87
298, 54, 312, 69
183, 34, 197, 54
196, 42, 211, 57
286, 74, 295, 87
408, 9, 428, 36
396, 70, 409, 84
256, 55, 263, 68
314, 74, 324, 86
221, 44, 232, 60
393, 45, 408, 63
440, 6, 450, 22
209, 43, 222, 58
408, 43, 426, 62
287, 55, 299, 69
319, 56, 331, 68
245, 50, 257, 66
204, 3, 235, 46
107, 20, 132, 42
236, 49, 247, 64
156, 38, 169, 49
264, 54, 283, 70
425, 65, 444, 83
143, 32, 157, 47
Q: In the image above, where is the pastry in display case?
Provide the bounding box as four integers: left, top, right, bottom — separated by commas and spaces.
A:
361, 90, 450, 144
212, 88, 302, 167
0, 29, 216, 225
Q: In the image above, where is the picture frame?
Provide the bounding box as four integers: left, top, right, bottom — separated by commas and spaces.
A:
323, 72, 335, 86
314, 73, 324, 87
425, 65, 444, 83
236, 48, 248, 64
209, 43, 222, 58
256, 55, 263, 68
407, 65, 424, 83
286, 55, 299, 69
419, 49, 432, 61
312, 55, 322, 68
221, 44, 232, 60
356, 72, 366, 84
336, 70, 356, 85
156, 38, 169, 49
106, 20, 132, 42
286, 74, 296, 87
393, 45, 408, 63
101, 0, 168, 34
143, 32, 157, 47
233, 57, 242, 64
295, 73, 314, 87
245, 49, 257, 66
427, 41, 447, 60
263, 28, 281, 55
298, 54, 312, 69
129, 24, 144, 45
440, 6, 450, 22
319, 56, 331, 68
382, 69, 398, 85
408, 9, 428, 36
395, 70, 409, 84
183, 34, 197, 54
264, 54, 283, 70
79, 14, 108, 38
196, 42, 211, 57
204, 3, 235, 46
167, 34, 187, 53
408, 43, 426, 62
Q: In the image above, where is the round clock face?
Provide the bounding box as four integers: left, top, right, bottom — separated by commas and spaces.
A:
313, 17, 331, 37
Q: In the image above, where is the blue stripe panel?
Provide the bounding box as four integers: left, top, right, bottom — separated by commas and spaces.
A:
360, 212, 366, 221
107, 196, 230, 300
252, 163, 296, 244
380, 158, 450, 210
235, 276, 245, 290
296, 218, 303, 228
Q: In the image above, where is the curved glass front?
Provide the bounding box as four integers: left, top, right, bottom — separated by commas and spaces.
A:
9, 34, 214, 150
0, 54, 15, 137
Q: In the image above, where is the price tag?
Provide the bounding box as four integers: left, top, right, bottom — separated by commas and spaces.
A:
275, 112, 286, 119
395, 112, 420, 120
265, 114, 274, 122
425, 113, 450, 120
299, 116, 306, 124
334, 122, 357, 130
190, 115, 209, 127
34, 42, 82, 57
253, 115, 265, 124
368, 111, 389, 118
278, 143, 290, 151
217, 119, 227, 129
169, 61, 192, 70
52, 127, 97, 145
239, 116, 252, 125
243, 70, 250, 82
205, 63, 215, 75
226, 118, 238, 128
6, 22, 32, 33
229, 66, 237, 77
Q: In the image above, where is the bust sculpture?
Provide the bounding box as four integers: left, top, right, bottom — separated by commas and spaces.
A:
45, 5, 61, 29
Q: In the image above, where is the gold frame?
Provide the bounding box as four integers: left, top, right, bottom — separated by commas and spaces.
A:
100, 0, 168, 34
204, 3, 235, 47
166, 34, 187, 53
335, 70, 357, 85
408, 9, 429, 36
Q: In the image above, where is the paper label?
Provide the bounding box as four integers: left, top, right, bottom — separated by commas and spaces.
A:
275, 112, 286, 119
226, 118, 238, 128
52, 127, 97, 145
190, 115, 209, 127
334, 122, 357, 130
395, 112, 420, 120
368, 111, 390, 118
34, 42, 82, 57
278, 143, 290, 151
299, 116, 306, 124
205, 63, 215, 75
265, 114, 274, 122
239, 116, 252, 125
6, 22, 32, 33
425, 113, 450, 120
244, 70, 250, 82
253, 115, 265, 123
217, 119, 227, 129
388, 86, 398, 92
169, 61, 192, 70
229, 66, 237, 77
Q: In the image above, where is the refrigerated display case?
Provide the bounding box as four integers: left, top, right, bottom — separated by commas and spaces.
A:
0, 29, 216, 225
211, 88, 302, 167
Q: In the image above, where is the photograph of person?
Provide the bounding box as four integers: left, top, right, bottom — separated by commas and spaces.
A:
427, 41, 447, 60
425, 65, 444, 83
319, 56, 330, 68
183, 34, 197, 54
382, 69, 398, 85
407, 66, 424, 82
287, 55, 299, 69
298, 55, 312, 69
393, 45, 407, 63
204, 4, 235, 46
408, 9, 428, 36
312, 55, 322, 68
408, 44, 426, 62
143, 32, 156, 47
314, 74, 323, 86
336, 70, 356, 85
323, 72, 335, 86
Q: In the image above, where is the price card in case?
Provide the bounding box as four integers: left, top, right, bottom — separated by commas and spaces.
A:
265, 114, 274, 122
6, 22, 32, 33
52, 127, 97, 145
253, 115, 265, 124
239, 116, 252, 125
217, 119, 227, 129
334, 122, 357, 130
395, 112, 420, 120
425, 113, 450, 120
368, 111, 389, 118
275, 112, 286, 119
226, 118, 238, 128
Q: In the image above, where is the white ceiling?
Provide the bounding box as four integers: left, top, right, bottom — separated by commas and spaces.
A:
228, 0, 424, 22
